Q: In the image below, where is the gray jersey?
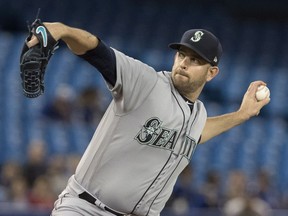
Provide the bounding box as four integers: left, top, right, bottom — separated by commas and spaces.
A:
73, 49, 207, 216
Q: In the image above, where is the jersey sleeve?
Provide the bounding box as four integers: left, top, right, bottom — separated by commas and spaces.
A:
78, 39, 117, 86
109, 49, 158, 114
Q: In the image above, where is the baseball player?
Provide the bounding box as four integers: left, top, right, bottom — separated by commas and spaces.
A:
26, 23, 270, 216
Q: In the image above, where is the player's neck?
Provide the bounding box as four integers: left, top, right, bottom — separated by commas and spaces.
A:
180, 94, 194, 113
181, 95, 194, 104
181, 92, 198, 103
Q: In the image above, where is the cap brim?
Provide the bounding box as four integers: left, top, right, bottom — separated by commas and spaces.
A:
168, 42, 212, 64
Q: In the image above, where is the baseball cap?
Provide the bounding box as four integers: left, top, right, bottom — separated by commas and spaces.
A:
169, 29, 223, 66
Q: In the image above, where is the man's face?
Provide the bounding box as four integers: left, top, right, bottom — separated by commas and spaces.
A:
171, 46, 214, 98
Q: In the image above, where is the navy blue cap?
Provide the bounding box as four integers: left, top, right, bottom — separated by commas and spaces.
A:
169, 29, 223, 66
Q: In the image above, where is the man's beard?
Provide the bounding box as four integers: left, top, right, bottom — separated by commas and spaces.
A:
172, 75, 205, 96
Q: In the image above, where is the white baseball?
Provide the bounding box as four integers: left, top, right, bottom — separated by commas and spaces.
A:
255, 85, 270, 101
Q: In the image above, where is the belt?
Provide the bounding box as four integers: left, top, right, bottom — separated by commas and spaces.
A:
78, 191, 125, 216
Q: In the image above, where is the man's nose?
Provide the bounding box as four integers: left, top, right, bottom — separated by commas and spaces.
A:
180, 57, 189, 69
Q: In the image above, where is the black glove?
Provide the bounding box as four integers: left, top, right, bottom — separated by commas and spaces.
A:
20, 18, 59, 98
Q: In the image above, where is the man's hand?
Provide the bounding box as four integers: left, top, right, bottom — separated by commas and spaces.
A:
27, 22, 98, 55
20, 19, 59, 98
26, 22, 65, 48
200, 80, 270, 144
238, 80, 271, 120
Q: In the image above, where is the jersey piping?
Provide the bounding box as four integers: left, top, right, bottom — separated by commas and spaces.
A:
131, 73, 187, 215
130, 152, 173, 214
146, 155, 185, 216
145, 88, 200, 216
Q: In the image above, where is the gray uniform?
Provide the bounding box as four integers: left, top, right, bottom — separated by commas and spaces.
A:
52, 48, 207, 216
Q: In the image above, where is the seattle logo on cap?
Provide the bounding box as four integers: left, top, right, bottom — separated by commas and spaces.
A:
190, 31, 204, 42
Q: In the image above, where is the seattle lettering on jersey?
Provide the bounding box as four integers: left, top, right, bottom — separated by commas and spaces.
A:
135, 117, 197, 160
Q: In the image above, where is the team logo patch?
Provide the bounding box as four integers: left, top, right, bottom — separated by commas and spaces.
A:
135, 117, 198, 160
135, 117, 177, 151
190, 31, 204, 42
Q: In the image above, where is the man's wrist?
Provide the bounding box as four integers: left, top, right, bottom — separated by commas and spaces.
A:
236, 109, 251, 122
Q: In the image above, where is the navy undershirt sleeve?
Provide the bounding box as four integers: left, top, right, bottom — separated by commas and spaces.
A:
78, 40, 116, 86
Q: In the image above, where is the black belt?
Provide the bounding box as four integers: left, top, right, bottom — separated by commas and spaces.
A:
78, 192, 125, 216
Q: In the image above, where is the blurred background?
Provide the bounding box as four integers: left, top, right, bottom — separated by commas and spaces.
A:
0, 0, 288, 215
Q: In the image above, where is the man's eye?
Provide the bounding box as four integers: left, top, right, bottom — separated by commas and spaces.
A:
178, 52, 185, 58
191, 57, 200, 63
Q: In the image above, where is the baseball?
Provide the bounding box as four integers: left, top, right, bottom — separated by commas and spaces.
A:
255, 85, 270, 101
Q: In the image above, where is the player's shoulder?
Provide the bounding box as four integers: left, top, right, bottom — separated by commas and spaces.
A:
154, 71, 174, 88
157, 71, 172, 82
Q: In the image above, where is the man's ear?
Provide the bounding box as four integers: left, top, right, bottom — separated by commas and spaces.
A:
207, 66, 219, 82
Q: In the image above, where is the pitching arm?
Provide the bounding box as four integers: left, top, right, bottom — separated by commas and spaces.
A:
199, 81, 270, 144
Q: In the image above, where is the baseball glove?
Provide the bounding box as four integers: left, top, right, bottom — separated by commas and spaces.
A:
20, 18, 59, 98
